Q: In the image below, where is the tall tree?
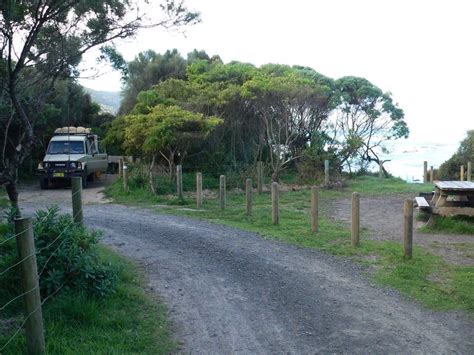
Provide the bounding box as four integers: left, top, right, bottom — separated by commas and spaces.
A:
328, 76, 408, 174
242, 65, 334, 181
119, 49, 188, 114
0, 0, 199, 211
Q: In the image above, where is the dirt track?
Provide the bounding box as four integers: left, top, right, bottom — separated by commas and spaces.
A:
327, 194, 474, 265
15, 180, 474, 353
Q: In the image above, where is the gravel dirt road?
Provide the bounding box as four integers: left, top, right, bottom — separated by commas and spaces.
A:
16, 180, 474, 354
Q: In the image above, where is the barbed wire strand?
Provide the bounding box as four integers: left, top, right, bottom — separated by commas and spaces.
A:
0, 285, 39, 312
0, 205, 84, 277
0, 282, 65, 352
0, 205, 83, 313
0, 188, 82, 247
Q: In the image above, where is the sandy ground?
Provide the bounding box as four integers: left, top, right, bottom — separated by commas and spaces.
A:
327, 193, 474, 266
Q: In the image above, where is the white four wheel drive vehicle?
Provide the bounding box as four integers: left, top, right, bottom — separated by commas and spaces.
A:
37, 127, 108, 189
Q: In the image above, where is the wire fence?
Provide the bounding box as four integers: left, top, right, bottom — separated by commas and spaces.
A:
0, 187, 84, 352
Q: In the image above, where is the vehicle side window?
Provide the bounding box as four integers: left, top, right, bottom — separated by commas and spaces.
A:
85, 140, 92, 155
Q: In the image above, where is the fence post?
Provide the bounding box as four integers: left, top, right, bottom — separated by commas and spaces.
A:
272, 182, 279, 225
403, 199, 413, 259
176, 165, 183, 199
123, 165, 128, 192
311, 186, 319, 233
196, 172, 203, 209
351, 192, 360, 247
324, 160, 330, 185
14, 217, 46, 354
257, 161, 263, 195
430, 166, 434, 184
468, 162, 472, 182
423, 161, 428, 183
219, 175, 226, 210
71, 177, 83, 226
246, 178, 252, 216
118, 158, 123, 177
460, 165, 464, 181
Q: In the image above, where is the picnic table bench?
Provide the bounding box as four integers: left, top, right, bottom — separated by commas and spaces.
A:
430, 181, 474, 217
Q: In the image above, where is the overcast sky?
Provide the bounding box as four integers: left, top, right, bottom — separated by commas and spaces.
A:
79, 0, 473, 145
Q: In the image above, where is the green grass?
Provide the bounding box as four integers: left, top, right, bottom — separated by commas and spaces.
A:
0, 237, 176, 354
343, 175, 433, 195
105, 176, 474, 315
420, 215, 474, 235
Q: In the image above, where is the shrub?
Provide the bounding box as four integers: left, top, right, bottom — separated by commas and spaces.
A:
1, 207, 117, 298
438, 130, 474, 179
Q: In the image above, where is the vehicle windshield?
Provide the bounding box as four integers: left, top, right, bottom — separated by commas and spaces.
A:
47, 141, 85, 154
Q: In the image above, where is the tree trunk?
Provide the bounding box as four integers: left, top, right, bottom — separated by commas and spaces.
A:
5, 180, 21, 217
148, 155, 156, 194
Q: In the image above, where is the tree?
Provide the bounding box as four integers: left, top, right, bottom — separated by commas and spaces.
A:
119, 49, 188, 114
242, 65, 334, 181
328, 76, 408, 174
0, 0, 199, 212
120, 104, 221, 192
438, 130, 474, 179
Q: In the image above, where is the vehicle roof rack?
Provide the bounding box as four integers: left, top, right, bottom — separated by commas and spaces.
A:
54, 127, 92, 135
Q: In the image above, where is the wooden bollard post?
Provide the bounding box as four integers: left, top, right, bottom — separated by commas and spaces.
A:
378, 162, 383, 178
257, 161, 263, 194
324, 160, 330, 185
246, 178, 252, 216
219, 175, 226, 210
271, 182, 279, 225
403, 199, 413, 259
423, 161, 428, 183
118, 157, 123, 177
311, 186, 319, 232
176, 165, 183, 199
468, 162, 472, 182
351, 192, 360, 247
430, 166, 434, 184
460, 165, 464, 181
196, 172, 203, 208
123, 165, 128, 192
14, 217, 46, 354
71, 177, 83, 226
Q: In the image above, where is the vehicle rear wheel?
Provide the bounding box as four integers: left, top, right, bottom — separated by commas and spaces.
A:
39, 178, 49, 190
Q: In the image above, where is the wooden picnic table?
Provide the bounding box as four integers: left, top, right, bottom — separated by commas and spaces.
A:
430, 181, 474, 217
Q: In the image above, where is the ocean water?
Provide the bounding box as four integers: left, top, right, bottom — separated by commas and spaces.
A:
380, 141, 458, 182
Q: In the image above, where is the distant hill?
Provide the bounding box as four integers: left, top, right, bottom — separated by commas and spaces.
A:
84, 87, 121, 114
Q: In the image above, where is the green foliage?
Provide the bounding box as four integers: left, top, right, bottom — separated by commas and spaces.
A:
1, 207, 117, 299
330, 76, 408, 172
438, 130, 474, 180
0, 242, 176, 353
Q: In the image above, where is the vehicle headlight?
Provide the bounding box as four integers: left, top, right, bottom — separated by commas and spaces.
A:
70, 162, 76, 169
44, 162, 49, 168
76, 162, 82, 170
38, 162, 43, 170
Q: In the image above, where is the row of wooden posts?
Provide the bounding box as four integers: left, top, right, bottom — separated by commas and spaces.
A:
119, 162, 415, 258
423, 161, 472, 183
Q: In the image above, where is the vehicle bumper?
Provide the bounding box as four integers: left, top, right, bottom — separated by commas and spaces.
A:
37, 169, 84, 180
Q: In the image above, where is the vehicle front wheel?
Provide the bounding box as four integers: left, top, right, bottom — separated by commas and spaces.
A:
39, 178, 49, 190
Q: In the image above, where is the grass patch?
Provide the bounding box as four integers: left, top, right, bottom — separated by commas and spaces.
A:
343, 175, 433, 196
0, 226, 175, 354
105, 176, 474, 315
420, 216, 474, 235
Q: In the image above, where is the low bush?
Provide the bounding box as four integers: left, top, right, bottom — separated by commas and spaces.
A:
1, 207, 117, 299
